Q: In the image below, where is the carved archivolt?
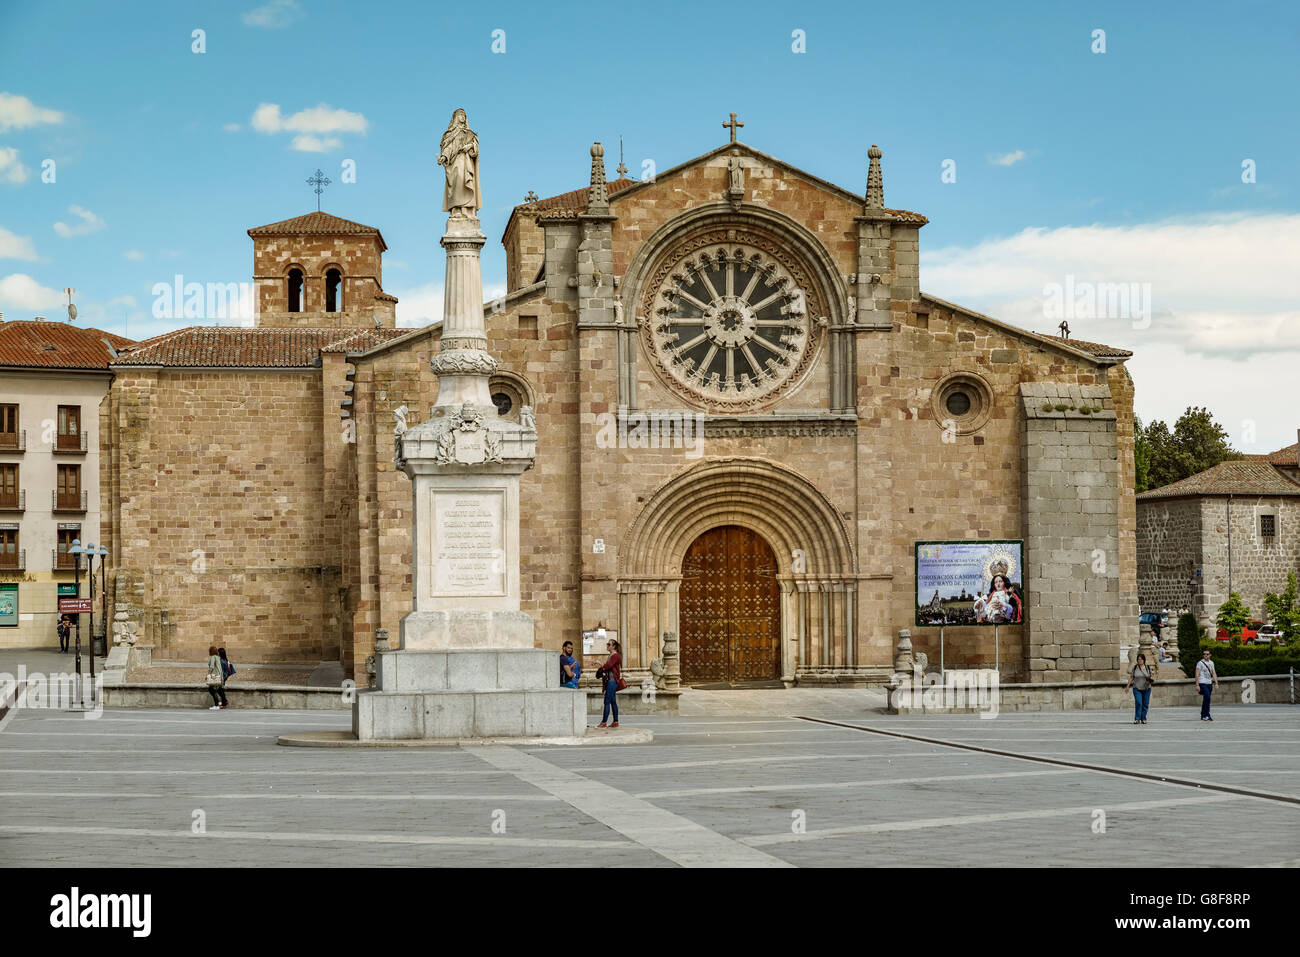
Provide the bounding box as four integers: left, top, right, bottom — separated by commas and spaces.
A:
639, 227, 825, 412
620, 457, 856, 578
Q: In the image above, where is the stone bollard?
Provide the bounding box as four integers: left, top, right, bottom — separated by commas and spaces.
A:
893, 629, 915, 676
661, 630, 680, 691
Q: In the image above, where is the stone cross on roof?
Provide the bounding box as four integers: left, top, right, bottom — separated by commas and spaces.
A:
723, 112, 744, 143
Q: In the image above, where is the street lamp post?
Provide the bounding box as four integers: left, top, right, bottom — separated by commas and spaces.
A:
98, 544, 108, 655
84, 542, 98, 703
69, 539, 83, 705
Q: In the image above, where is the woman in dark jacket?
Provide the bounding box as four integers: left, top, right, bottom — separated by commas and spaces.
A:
597, 639, 622, 728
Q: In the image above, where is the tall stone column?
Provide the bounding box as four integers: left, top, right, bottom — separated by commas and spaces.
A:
352, 109, 586, 742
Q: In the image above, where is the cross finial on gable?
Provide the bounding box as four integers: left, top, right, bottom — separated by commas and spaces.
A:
723, 112, 744, 143
616, 135, 628, 178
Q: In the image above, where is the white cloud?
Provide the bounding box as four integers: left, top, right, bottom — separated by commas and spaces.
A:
52, 205, 105, 238
0, 273, 63, 311
921, 212, 1300, 452
0, 147, 29, 184
222, 123, 241, 132
123, 249, 146, 261
291, 134, 341, 153
0, 226, 37, 261
107, 295, 137, 308
0, 92, 64, 133
242, 0, 302, 28
251, 102, 367, 152
990, 150, 1027, 167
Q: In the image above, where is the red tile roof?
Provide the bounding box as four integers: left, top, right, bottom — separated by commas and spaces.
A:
1137, 460, 1300, 500
319, 328, 413, 353
1055, 337, 1134, 358
112, 326, 398, 368
1246, 442, 1298, 465
247, 211, 387, 251
0, 320, 138, 369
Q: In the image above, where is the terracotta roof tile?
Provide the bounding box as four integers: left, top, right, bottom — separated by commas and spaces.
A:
111, 326, 393, 368
0, 320, 138, 369
1055, 337, 1133, 358
319, 328, 413, 353
247, 211, 387, 251
1137, 460, 1300, 500
1246, 441, 1298, 465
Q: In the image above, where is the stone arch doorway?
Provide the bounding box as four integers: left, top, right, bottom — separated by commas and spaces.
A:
680, 525, 781, 684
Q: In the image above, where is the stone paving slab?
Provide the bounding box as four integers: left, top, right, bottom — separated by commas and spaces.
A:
0, 703, 1296, 867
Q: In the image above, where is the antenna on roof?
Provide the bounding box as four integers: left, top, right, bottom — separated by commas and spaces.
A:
65, 288, 77, 322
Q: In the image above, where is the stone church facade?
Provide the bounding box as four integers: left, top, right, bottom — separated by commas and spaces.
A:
103, 128, 1138, 687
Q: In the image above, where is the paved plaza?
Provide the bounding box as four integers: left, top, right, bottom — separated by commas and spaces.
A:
1, 693, 1297, 867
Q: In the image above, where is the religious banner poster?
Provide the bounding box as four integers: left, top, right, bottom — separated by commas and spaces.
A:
915, 540, 1024, 627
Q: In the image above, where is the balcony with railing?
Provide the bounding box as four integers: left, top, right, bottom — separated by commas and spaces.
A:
0, 549, 25, 572
52, 489, 88, 513
0, 489, 23, 512
53, 432, 88, 454
0, 430, 24, 453
52, 548, 83, 572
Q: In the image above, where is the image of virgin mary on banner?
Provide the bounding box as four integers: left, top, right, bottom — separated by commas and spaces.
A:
915, 541, 1024, 626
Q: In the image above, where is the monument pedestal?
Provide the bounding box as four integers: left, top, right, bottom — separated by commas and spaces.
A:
354, 648, 586, 741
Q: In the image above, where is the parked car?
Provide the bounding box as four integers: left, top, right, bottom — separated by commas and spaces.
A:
1139, 612, 1169, 630
1252, 624, 1285, 645
1216, 620, 1264, 642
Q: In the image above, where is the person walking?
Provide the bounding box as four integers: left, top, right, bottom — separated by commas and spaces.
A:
596, 638, 623, 728
56, 615, 70, 654
1125, 652, 1153, 724
1195, 648, 1219, 721
206, 644, 228, 710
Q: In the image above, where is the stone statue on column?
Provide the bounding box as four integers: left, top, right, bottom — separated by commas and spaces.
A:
439, 108, 482, 219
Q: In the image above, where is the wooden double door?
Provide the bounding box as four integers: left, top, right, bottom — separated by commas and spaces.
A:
680, 525, 781, 683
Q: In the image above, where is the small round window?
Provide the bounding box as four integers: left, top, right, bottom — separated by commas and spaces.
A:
945, 391, 971, 416
492, 392, 513, 416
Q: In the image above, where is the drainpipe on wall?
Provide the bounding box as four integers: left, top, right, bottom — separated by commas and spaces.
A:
1226, 494, 1233, 598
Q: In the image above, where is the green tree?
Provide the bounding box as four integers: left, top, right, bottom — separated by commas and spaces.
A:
1134, 416, 1152, 494
1143, 406, 1242, 491
1263, 571, 1300, 645
1215, 591, 1250, 636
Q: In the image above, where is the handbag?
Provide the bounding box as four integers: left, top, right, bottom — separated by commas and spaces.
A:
205, 671, 222, 686
615, 676, 627, 692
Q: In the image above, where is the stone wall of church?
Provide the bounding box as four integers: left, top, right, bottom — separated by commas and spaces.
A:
885, 300, 1131, 680
252, 234, 391, 327
503, 215, 545, 293
104, 369, 340, 663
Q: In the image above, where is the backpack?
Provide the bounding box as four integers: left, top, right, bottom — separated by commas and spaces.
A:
222, 659, 235, 678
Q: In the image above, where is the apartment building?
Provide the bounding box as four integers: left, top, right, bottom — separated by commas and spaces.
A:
0, 317, 134, 647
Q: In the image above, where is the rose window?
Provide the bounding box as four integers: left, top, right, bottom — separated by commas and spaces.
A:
645, 243, 815, 406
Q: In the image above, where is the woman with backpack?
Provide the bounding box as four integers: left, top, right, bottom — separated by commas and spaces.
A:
596, 638, 623, 728
206, 644, 228, 710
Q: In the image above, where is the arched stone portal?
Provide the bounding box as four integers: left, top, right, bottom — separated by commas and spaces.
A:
619, 458, 858, 686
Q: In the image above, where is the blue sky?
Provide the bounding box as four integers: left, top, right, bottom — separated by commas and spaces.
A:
1, 0, 1297, 449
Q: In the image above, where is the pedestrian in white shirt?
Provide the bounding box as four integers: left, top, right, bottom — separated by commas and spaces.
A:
1195, 649, 1219, 721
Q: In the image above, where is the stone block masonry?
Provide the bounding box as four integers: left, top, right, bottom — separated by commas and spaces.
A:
1020, 382, 1130, 681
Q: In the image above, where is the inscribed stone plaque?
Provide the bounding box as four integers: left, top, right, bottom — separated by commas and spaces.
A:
432, 489, 505, 596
